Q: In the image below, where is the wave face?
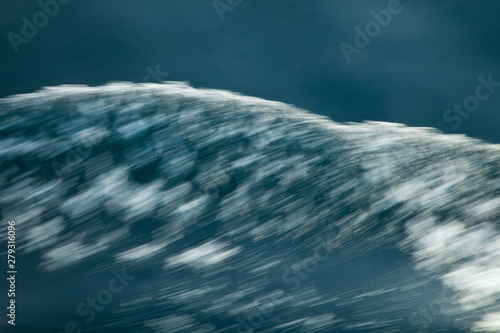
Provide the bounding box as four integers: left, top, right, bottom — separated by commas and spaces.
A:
0, 82, 499, 332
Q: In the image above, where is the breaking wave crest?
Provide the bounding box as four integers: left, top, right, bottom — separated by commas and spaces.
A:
1, 82, 499, 332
